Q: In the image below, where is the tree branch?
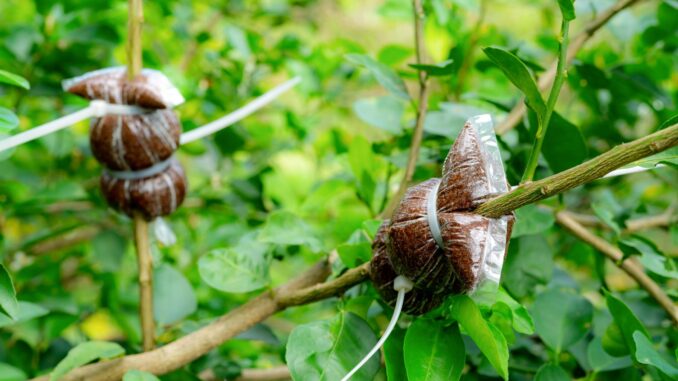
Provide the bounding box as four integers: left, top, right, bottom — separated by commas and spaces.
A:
199, 366, 291, 381
133, 214, 155, 351
566, 206, 677, 233
475, 123, 678, 217
555, 211, 678, 325
495, 0, 647, 134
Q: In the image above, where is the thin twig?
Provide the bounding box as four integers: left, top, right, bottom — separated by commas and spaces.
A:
567, 207, 677, 233
383, 0, 430, 217
127, 0, 143, 79
495, 0, 647, 134
133, 214, 155, 351
556, 211, 678, 325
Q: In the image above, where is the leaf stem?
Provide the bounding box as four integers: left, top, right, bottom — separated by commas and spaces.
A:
522, 19, 570, 183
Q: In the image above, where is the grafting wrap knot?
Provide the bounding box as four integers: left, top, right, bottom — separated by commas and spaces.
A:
104, 156, 175, 180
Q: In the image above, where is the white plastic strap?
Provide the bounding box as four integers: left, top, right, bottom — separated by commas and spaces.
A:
104, 156, 174, 180
340, 275, 412, 381
604, 164, 665, 178
179, 77, 301, 145
426, 180, 445, 250
0, 100, 147, 153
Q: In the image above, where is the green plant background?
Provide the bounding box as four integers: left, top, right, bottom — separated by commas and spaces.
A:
0, 0, 676, 380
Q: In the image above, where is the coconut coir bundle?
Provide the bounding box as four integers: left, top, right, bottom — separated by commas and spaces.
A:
370, 115, 514, 315
63, 68, 187, 220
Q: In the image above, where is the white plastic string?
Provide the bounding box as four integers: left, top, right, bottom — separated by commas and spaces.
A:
426, 180, 445, 249
0, 100, 147, 153
104, 156, 174, 180
603, 164, 665, 178
179, 76, 301, 144
340, 275, 413, 381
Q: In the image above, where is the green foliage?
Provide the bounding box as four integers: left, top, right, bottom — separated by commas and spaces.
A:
532, 288, 593, 354
0, 70, 29, 90
123, 370, 161, 381
0, 265, 18, 320
153, 264, 197, 325
50, 341, 124, 381
403, 320, 464, 381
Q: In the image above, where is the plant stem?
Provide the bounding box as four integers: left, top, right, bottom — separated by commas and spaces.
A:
556, 211, 678, 325
383, 0, 430, 217
128, 0, 154, 350
521, 19, 570, 183
134, 214, 155, 351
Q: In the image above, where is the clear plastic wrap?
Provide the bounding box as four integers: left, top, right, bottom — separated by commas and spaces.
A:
370, 114, 514, 314
62, 67, 185, 109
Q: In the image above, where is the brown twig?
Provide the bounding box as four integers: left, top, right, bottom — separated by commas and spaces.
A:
384, 0, 430, 216
127, 0, 143, 79
199, 366, 291, 381
133, 214, 155, 351
16, 226, 100, 256
567, 207, 677, 233
475, 123, 678, 218
556, 211, 678, 325
495, 0, 647, 134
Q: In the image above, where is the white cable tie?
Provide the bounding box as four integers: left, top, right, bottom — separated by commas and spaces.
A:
179, 77, 301, 145
426, 180, 445, 250
104, 156, 174, 180
0, 102, 150, 153
340, 276, 411, 381
603, 164, 665, 178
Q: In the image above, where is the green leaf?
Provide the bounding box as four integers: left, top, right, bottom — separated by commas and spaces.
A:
384, 327, 407, 381
0, 301, 48, 328
0, 362, 27, 381
451, 295, 508, 380
588, 337, 632, 372
496, 289, 535, 334
483, 47, 546, 120
557, 0, 576, 21
633, 331, 678, 378
352, 96, 404, 134
511, 204, 555, 237
91, 230, 127, 272
286, 312, 379, 381
604, 291, 650, 357
259, 210, 321, 252
0, 107, 19, 132
0, 264, 18, 320
408, 59, 455, 76
346, 53, 410, 100
423, 102, 487, 137
50, 341, 125, 381
591, 191, 626, 236
123, 370, 160, 381
199, 241, 270, 293
503, 235, 553, 298
0, 69, 29, 89
348, 136, 378, 208
532, 288, 593, 353
534, 363, 569, 381
602, 322, 630, 357
542, 112, 588, 173
153, 264, 197, 325
404, 320, 465, 381
620, 237, 678, 279
337, 242, 372, 268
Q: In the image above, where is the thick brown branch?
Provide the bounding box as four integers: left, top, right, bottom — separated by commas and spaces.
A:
556, 211, 677, 325
476, 123, 678, 218
495, 0, 647, 134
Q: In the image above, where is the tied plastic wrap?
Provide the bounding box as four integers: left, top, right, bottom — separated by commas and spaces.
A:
63, 68, 187, 220
370, 115, 514, 315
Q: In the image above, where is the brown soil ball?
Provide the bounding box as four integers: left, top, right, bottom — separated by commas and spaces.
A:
100, 160, 187, 220
90, 110, 181, 171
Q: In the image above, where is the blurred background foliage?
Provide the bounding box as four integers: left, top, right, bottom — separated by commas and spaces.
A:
0, 0, 676, 380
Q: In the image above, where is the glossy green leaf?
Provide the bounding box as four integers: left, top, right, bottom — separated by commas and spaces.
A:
602, 322, 630, 357
353, 96, 404, 134
496, 289, 535, 334
286, 312, 378, 381
337, 242, 372, 268
348, 135, 378, 209
557, 0, 576, 20
0, 301, 48, 328
346, 53, 410, 100
0, 107, 19, 132
451, 296, 508, 380
423, 102, 488, 137
404, 320, 465, 381
0, 264, 18, 320
534, 363, 569, 381
633, 331, 678, 377
123, 370, 160, 381
502, 235, 553, 298
542, 112, 588, 173
588, 337, 632, 372
511, 204, 555, 237
383, 327, 407, 381
408, 59, 454, 76
483, 47, 546, 120
0, 69, 29, 89
605, 291, 650, 357
0, 362, 27, 381
153, 264, 197, 325
620, 237, 678, 279
259, 210, 321, 252
532, 288, 593, 353
199, 242, 270, 293
50, 341, 125, 381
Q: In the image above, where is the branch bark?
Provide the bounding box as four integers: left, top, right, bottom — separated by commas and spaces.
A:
32, 121, 678, 380
133, 214, 155, 351
567, 207, 676, 233
495, 0, 647, 134
200, 366, 291, 381
475, 123, 678, 218
555, 211, 678, 325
